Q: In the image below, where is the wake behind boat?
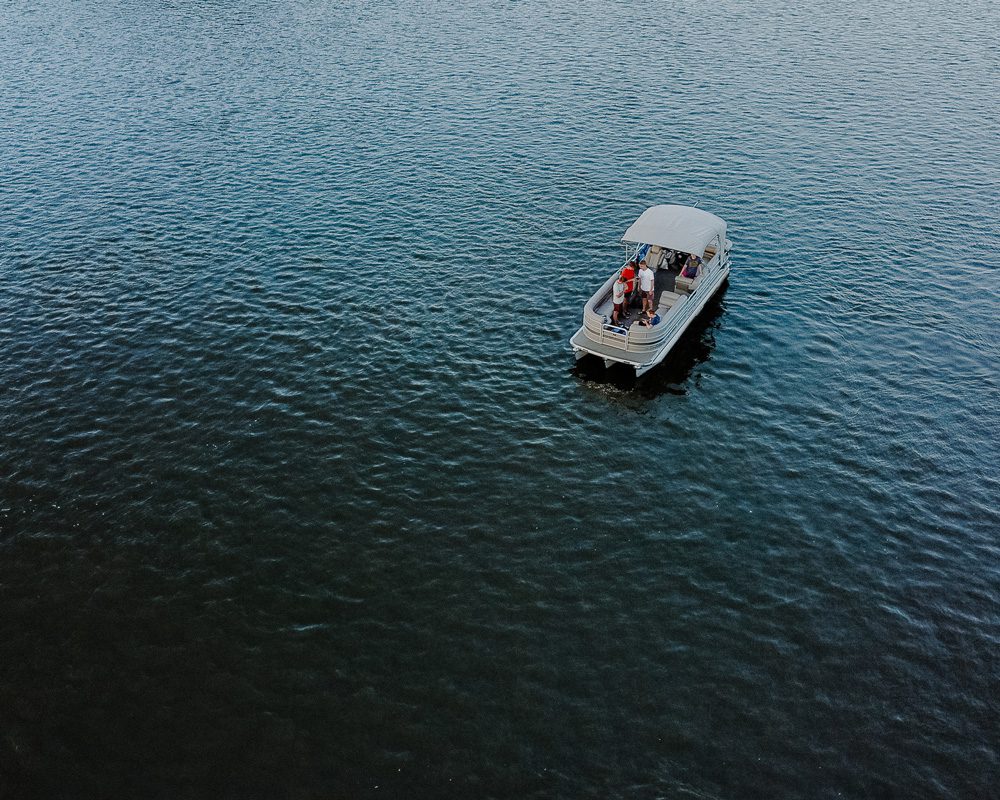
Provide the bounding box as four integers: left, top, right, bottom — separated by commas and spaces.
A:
570, 204, 732, 377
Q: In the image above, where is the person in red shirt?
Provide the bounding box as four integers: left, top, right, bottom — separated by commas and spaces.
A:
620, 261, 637, 308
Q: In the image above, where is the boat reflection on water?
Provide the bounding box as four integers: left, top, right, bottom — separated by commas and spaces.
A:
572, 285, 728, 397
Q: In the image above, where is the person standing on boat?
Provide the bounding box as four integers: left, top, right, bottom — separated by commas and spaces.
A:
638, 259, 655, 314
612, 271, 627, 324
620, 260, 637, 308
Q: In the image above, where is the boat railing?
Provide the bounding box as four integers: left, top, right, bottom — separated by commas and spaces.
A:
599, 322, 630, 350
584, 289, 696, 355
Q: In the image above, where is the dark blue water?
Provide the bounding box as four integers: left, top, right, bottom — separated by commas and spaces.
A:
2, 1, 998, 798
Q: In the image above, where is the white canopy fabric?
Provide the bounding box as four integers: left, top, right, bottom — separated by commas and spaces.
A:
621, 205, 727, 255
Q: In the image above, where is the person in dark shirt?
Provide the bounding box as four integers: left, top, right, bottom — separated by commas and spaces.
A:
682, 253, 702, 279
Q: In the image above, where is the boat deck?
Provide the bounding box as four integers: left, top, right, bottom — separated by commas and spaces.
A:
594, 268, 679, 326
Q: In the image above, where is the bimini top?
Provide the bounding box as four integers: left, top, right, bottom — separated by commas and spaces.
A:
621, 205, 727, 255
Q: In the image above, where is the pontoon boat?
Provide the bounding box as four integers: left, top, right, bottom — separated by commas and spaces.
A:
570, 205, 732, 377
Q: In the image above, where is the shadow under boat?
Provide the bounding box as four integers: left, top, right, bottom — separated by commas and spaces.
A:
572, 283, 728, 396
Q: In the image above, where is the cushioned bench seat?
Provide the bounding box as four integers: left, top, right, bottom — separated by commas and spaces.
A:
674, 270, 700, 293
657, 290, 683, 313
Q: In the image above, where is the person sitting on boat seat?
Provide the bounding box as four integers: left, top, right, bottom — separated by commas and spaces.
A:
612, 272, 628, 324
638, 259, 655, 314
638, 310, 660, 327
620, 260, 637, 307
681, 253, 702, 280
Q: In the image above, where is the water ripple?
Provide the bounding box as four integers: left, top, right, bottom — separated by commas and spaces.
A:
1, 0, 999, 798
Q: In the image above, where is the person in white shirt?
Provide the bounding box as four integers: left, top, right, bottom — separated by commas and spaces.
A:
611, 272, 627, 324
638, 259, 655, 314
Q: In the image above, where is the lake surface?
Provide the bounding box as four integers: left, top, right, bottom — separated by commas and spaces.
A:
1, 1, 998, 797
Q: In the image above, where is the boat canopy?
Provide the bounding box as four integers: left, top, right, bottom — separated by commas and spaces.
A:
621, 205, 727, 255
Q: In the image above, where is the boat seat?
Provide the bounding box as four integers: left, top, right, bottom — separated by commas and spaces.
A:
646, 245, 664, 270
675, 269, 701, 294
657, 290, 682, 312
